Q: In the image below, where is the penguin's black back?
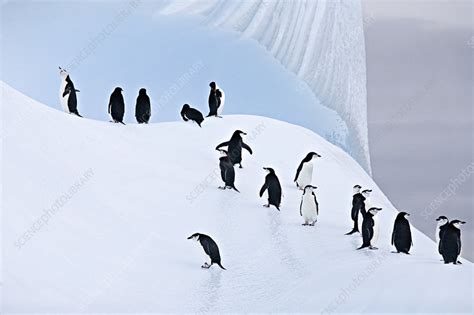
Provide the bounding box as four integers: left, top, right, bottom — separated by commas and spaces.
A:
391, 214, 412, 253
182, 106, 204, 126
208, 89, 218, 116
361, 213, 375, 246
266, 173, 282, 207
219, 156, 235, 187
198, 234, 221, 263
440, 224, 461, 263
64, 76, 80, 115
226, 137, 243, 164
135, 90, 151, 123
109, 89, 125, 122
438, 223, 449, 255
351, 193, 365, 220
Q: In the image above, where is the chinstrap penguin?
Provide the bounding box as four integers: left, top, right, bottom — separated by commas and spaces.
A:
217, 149, 239, 192
345, 184, 364, 235
391, 212, 413, 254
108, 87, 126, 124
215, 130, 253, 168
135, 88, 151, 124
300, 185, 319, 226
181, 104, 204, 127
259, 167, 282, 211
358, 207, 382, 250
58, 67, 82, 117
187, 233, 226, 270
294, 152, 321, 190
439, 219, 465, 265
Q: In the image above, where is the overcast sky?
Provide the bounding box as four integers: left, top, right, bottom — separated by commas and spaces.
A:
362, 0, 473, 261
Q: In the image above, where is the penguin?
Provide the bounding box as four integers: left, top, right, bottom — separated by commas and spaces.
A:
345, 184, 365, 235
215, 130, 253, 168
357, 207, 382, 250
300, 185, 319, 226
440, 220, 466, 264
181, 104, 204, 127
294, 152, 321, 190
217, 149, 239, 192
436, 215, 450, 257
391, 212, 413, 254
108, 87, 125, 124
135, 88, 151, 124
187, 233, 226, 270
207, 81, 223, 117
259, 167, 282, 211
58, 67, 82, 117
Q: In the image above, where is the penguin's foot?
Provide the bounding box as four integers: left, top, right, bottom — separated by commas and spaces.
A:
309, 222, 315, 226
263, 204, 270, 208
302, 223, 308, 226
201, 262, 211, 269
391, 251, 399, 254
369, 246, 378, 250
455, 261, 462, 265
218, 186, 226, 190
239, 164, 243, 169
345, 229, 358, 235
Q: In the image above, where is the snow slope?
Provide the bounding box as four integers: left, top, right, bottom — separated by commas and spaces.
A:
2, 82, 472, 313
160, 0, 370, 174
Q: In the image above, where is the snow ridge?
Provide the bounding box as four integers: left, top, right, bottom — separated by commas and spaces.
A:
160, 0, 371, 174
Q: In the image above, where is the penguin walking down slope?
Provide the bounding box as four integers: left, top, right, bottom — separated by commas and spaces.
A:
181, 104, 204, 127
58, 67, 82, 117
435, 215, 449, 258
391, 212, 413, 254
187, 233, 226, 270
300, 185, 319, 226
259, 167, 282, 211
215, 130, 253, 168
294, 152, 321, 190
135, 88, 151, 124
108, 87, 125, 124
207, 81, 224, 117
358, 207, 382, 250
346, 184, 365, 235
440, 220, 466, 264
217, 149, 239, 192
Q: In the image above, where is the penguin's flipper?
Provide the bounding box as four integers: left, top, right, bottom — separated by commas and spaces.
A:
242, 142, 253, 154
215, 141, 230, 150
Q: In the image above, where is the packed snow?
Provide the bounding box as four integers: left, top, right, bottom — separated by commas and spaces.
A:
2, 82, 471, 313
160, 0, 370, 173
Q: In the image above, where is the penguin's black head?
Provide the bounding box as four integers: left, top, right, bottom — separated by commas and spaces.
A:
353, 184, 362, 189
436, 215, 448, 221
139, 88, 146, 95
209, 81, 216, 90
263, 167, 275, 174
303, 185, 317, 192
217, 149, 228, 156
187, 233, 201, 241
233, 130, 247, 137
114, 87, 123, 93
307, 152, 322, 159
398, 211, 410, 219
182, 104, 190, 110
59, 66, 68, 77
362, 189, 372, 195
368, 207, 382, 215
450, 219, 466, 227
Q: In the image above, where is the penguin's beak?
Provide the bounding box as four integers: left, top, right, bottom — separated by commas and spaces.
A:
406, 213, 410, 216
187, 235, 193, 239
241, 132, 247, 135
461, 221, 466, 224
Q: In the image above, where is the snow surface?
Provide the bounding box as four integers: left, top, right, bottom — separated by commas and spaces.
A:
160, 0, 371, 174
2, 82, 472, 313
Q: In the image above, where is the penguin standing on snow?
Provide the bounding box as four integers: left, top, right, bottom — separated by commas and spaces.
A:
187, 233, 226, 270
391, 212, 413, 254
357, 189, 372, 232
300, 185, 319, 226
181, 104, 204, 127
294, 152, 321, 190
215, 130, 253, 168
135, 88, 151, 124
259, 167, 282, 211
108, 87, 125, 124
58, 67, 82, 117
217, 149, 239, 192
440, 220, 465, 264
345, 185, 365, 235
207, 81, 224, 117
436, 216, 449, 257
357, 207, 382, 250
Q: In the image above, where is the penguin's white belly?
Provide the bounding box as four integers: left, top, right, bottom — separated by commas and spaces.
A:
358, 212, 363, 232
297, 163, 313, 188
301, 194, 318, 222
217, 89, 225, 115
372, 216, 380, 245
435, 227, 440, 243
59, 82, 69, 113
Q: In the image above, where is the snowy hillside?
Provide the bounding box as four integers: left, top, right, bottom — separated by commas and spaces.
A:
2, 82, 472, 313
160, 0, 370, 173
